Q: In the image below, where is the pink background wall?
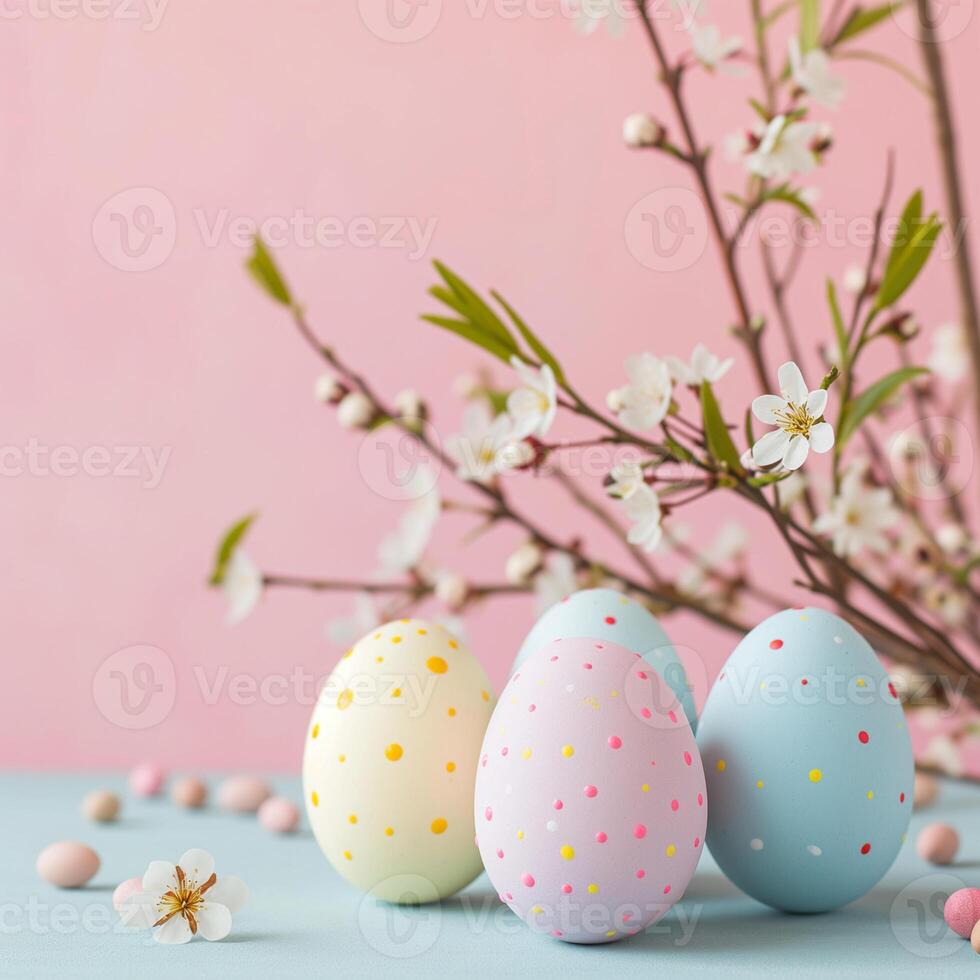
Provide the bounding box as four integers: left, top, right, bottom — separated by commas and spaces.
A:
2, 1, 977, 769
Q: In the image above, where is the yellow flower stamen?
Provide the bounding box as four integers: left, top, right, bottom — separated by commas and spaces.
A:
773, 401, 818, 438
152, 864, 218, 934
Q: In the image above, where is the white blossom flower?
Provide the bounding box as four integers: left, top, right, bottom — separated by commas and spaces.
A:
936, 522, 969, 555
812, 463, 898, 557
623, 484, 664, 553
496, 439, 537, 471
573, 0, 625, 38
606, 459, 647, 499
608, 353, 673, 431
923, 583, 969, 628
923, 734, 963, 778
224, 549, 262, 626
337, 391, 375, 429
623, 112, 662, 148
775, 470, 808, 509
928, 322, 968, 382
452, 372, 480, 399
434, 572, 469, 611
678, 521, 748, 594
447, 402, 518, 483
789, 37, 845, 109
394, 389, 424, 419
534, 552, 579, 614
121, 849, 247, 944
751, 361, 835, 471
665, 343, 735, 386
688, 22, 743, 73
313, 372, 343, 403
507, 357, 558, 439
326, 593, 380, 647
745, 115, 821, 181
843, 264, 867, 295
377, 467, 440, 573
506, 541, 544, 585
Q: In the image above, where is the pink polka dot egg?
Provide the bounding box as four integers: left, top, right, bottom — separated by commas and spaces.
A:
474, 636, 706, 944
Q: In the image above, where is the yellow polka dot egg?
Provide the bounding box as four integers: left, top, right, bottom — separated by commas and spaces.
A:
303, 619, 495, 903
697, 607, 913, 912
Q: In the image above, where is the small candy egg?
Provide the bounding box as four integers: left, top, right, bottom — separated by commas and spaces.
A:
972, 920, 980, 955
913, 772, 939, 810
944, 887, 980, 938
218, 775, 271, 813
258, 796, 300, 833
36, 841, 100, 888
112, 877, 143, 912
128, 763, 166, 798
916, 822, 959, 865
81, 789, 120, 823
171, 776, 208, 808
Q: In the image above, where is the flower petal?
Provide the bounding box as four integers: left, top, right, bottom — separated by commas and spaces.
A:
196, 903, 233, 942
806, 388, 828, 418
142, 861, 177, 894
752, 429, 790, 467
119, 892, 159, 930
177, 849, 215, 886
782, 434, 811, 471
778, 361, 808, 404
809, 421, 835, 454
206, 875, 249, 915
155, 914, 193, 944
752, 395, 786, 425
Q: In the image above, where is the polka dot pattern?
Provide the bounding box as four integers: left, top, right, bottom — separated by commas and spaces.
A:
697, 607, 914, 913
475, 636, 706, 945
302, 618, 495, 904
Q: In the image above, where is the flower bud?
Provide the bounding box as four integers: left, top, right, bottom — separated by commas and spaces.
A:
506, 541, 544, 586
314, 372, 344, 404
496, 439, 536, 471
453, 373, 480, 399
606, 387, 627, 413
435, 573, 469, 611
336, 391, 375, 430
394, 388, 425, 420
623, 112, 663, 149
936, 523, 967, 554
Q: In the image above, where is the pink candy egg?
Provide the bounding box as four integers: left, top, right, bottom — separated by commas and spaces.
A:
916, 822, 959, 865
972, 920, 980, 954
36, 841, 100, 888
171, 776, 208, 808
944, 887, 980, 939
258, 796, 300, 833
913, 772, 939, 810
81, 789, 120, 823
475, 637, 706, 944
217, 775, 271, 813
128, 763, 166, 798
112, 877, 143, 912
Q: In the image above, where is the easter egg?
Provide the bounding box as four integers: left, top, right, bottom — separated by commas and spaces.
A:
513, 589, 697, 731
476, 636, 706, 944
697, 607, 913, 913
304, 619, 494, 903
36, 841, 100, 888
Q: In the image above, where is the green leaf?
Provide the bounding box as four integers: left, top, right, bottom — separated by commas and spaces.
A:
420, 314, 516, 365
700, 382, 743, 473
246, 237, 292, 306
837, 367, 929, 445
748, 472, 792, 487
826, 279, 849, 369
761, 184, 817, 221
884, 190, 922, 279
433, 262, 515, 349
831, 3, 901, 47
799, 0, 821, 51
875, 213, 942, 309
209, 513, 257, 586
664, 434, 694, 464
490, 290, 566, 385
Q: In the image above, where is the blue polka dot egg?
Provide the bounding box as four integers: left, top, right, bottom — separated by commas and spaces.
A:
697, 607, 913, 913
513, 589, 697, 732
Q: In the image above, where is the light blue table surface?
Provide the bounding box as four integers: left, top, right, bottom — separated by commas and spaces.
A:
3, 772, 978, 977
